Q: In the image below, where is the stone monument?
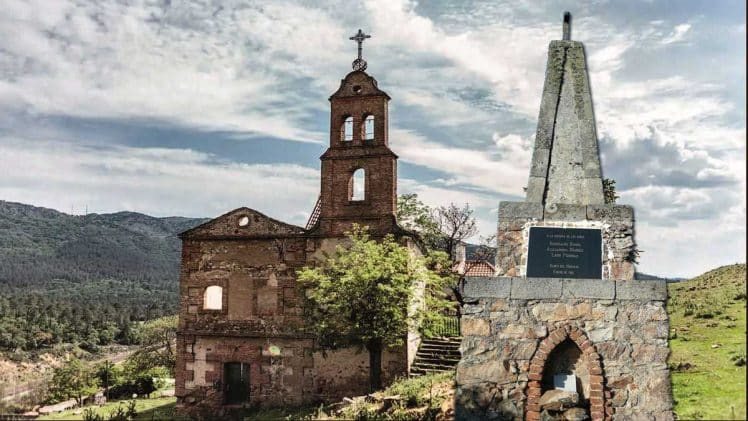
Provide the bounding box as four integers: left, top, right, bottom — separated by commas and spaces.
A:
455, 13, 674, 421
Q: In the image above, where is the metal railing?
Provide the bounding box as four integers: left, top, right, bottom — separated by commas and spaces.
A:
424, 316, 461, 338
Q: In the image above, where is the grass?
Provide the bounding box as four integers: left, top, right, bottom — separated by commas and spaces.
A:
38, 396, 187, 421
668, 264, 747, 420
239, 371, 454, 420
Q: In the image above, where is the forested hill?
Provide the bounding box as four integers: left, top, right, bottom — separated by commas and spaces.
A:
0, 200, 206, 352
0, 200, 206, 284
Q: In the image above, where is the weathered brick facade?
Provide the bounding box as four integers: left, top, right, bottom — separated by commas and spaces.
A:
175, 67, 421, 416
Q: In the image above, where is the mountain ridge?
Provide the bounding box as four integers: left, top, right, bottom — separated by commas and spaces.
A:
0, 200, 208, 284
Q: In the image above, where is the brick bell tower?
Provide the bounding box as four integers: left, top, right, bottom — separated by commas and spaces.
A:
313, 29, 399, 236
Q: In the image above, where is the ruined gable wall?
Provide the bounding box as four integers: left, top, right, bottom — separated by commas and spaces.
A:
176, 233, 416, 411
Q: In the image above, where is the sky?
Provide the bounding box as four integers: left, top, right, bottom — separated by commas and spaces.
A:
0, 0, 745, 278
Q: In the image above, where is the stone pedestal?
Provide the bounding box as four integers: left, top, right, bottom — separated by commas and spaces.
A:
455, 278, 673, 421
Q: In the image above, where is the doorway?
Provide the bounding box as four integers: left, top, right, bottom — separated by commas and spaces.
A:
223, 362, 249, 404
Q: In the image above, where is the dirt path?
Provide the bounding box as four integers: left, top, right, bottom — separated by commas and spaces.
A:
1, 347, 137, 404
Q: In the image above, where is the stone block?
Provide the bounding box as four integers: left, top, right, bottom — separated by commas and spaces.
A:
529, 148, 550, 177
582, 178, 605, 205
463, 277, 511, 299
616, 280, 667, 301
456, 359, 510, 385
586, 204, 634, 222
525, 177, 547, 203
511, 278, 562, 299
499, 201, 544, 220
562, 279, 615, 299
543, 203, 587, 221
461, 318, 491, 337
582, 152, 602, 178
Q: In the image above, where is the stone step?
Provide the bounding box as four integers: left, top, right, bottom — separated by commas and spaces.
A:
411, 361, 459, 370
420, 340, 462, 346
415, 351, 461, 360
409, 336, 463, 377
417, 351, 460, 359
415, 350, 460, 358
410, 366, 455, 376
419, 343, 461, 350
418, 345, 461, 352
414, 358, 460, 367
421, 337, 462, 345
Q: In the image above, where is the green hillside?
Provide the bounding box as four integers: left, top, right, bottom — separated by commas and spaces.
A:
0, 200, 206, 353
668, 263, 747, 420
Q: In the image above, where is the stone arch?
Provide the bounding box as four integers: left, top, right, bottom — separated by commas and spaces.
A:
526, 325, 608, 421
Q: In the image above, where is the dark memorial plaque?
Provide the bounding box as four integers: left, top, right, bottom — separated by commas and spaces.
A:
526, 227, 602, 279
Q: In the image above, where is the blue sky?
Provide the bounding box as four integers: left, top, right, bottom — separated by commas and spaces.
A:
0, 0, 744, 277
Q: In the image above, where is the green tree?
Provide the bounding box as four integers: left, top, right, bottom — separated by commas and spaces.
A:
48, 358, 99, 406
95, 360, 123, 401
297, 226, 452, 391
123, 316, 177, 375
396, 194, 478, 260
603, 178, 619, 204
397, 194, 440, 238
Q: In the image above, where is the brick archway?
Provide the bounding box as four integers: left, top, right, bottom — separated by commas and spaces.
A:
526, 326, 608, 421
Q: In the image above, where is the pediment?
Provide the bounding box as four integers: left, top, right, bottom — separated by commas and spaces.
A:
180, 208, 305, 239
329, 70, 390, 100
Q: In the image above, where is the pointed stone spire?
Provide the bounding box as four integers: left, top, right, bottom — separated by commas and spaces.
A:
525, 13, 605, 206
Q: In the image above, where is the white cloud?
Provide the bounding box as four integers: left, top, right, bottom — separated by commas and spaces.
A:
0, 0, 744, 277
392, 128, 531, 196
0, 0, 349, 142
661, 23, 691, 45
0, 136, 320, 225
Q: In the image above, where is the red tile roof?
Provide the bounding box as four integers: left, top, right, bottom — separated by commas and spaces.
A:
454, 260, 495, 277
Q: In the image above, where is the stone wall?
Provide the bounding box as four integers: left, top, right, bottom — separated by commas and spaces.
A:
496, 202, 636, 280
176, 335, 406, 414
176, 223, 420, 414
455, 277, 673, 421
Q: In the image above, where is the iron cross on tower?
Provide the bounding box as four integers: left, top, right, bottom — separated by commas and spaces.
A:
349, 29, 371, 71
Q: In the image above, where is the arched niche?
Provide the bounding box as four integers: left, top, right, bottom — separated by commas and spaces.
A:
526, 326, 608, 421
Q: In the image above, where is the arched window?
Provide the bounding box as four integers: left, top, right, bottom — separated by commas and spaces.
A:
342, 116, 353, 142
204, 285, 223, 310
351, 168, 365, 201
364, 115, 374, 140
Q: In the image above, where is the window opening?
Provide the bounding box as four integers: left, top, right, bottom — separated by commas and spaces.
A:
343, 116, 353, 141
351, 169, 365, 200
204, 285, 223, 310
364, 115, 374, 140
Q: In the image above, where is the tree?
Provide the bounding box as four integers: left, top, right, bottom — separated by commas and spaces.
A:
297, 226, 452, 391
48, 358, 99, 406
432, 203, 478, 261
123, 316, 177, 375
603, 178, 619, 204
396, 195, 479, 260
95, 360, 123, 401
397, 194, 439, 235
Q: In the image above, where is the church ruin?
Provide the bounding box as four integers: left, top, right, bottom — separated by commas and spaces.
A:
174, 31, 423, 415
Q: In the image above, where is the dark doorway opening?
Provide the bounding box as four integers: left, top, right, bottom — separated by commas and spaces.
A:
224, 362, 249, 405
